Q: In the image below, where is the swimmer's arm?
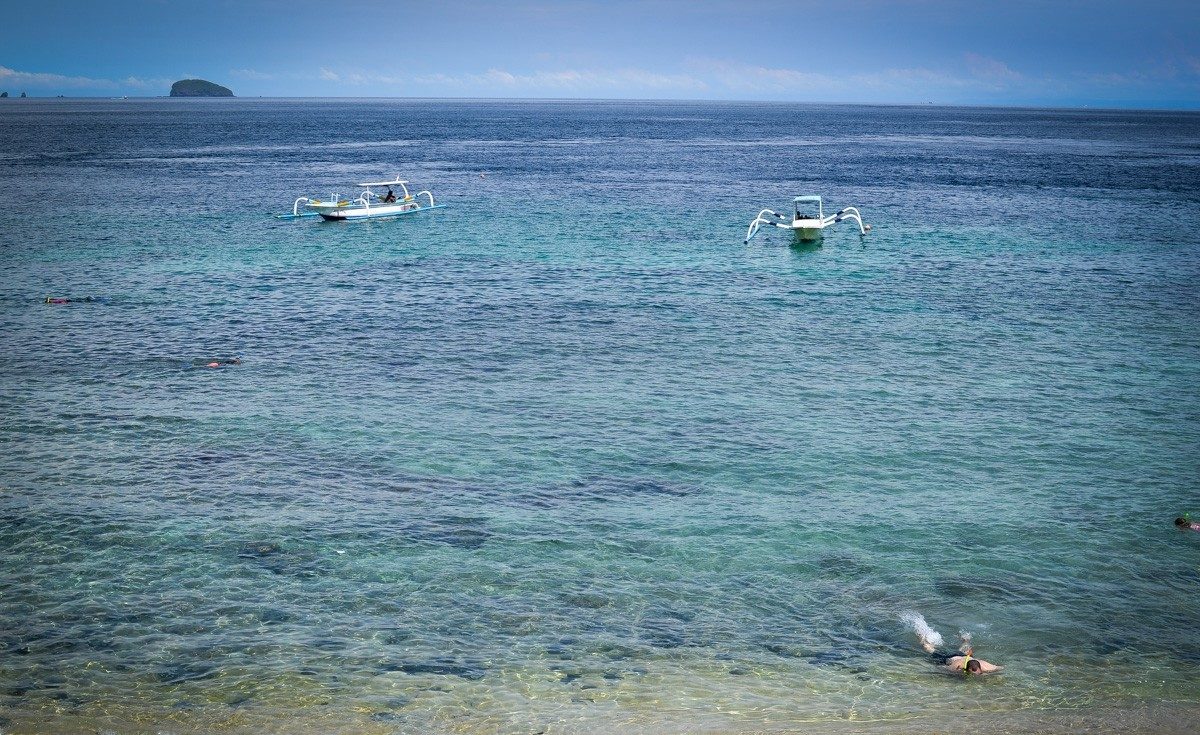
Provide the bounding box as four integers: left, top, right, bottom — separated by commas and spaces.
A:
979, 660, 1002, 673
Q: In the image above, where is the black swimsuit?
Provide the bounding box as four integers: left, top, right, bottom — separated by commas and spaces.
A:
929, 650, 956, 665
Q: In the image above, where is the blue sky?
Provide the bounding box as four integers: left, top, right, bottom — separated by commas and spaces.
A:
2, 0, 1199, 107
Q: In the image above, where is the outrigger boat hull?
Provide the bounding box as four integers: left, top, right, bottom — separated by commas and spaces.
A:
312, 202, 445, 221
791, 221, 825, 241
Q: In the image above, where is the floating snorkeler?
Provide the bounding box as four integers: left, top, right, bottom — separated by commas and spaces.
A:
191, 357, 242, 369
44, 296, 95, 304
1174, 515, 1200, 532
902, 612, 1002, 675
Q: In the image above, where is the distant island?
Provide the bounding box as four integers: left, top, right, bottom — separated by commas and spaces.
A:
169, 79, 233, 97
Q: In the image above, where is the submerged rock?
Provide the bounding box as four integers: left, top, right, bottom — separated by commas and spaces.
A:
257, 608, 294, 624
523, 475, 697, 509
559, 591, 610, 609
155, 663, 217, 685
381, 659, 486, 680
370, 711, 402, 722
638, 619, 687, 649
415, 516, 492, 549
934, 576, 1025, 602
238, 541, 280, 558
235, 541, 325, 578
570, 475, 695, 502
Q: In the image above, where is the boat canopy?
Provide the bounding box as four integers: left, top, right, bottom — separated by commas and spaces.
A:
793, 195, 822, 203
357, 178, 409, 187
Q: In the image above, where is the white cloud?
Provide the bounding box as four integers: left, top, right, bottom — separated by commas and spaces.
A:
964, 53, 1023, 86
318, 60, 980, 100
405, 67, 707, 93
687, 59, 835, 93
121, 76, 173, 90
309, 54, 1198, 103
1082, 71, 1147, 86
851, 66, 969, 91
686, 58, 974, 98
0, 65, 117, 90
231, 68, 275, 81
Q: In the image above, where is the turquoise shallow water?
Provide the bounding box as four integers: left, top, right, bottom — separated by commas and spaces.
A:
1, 99, 1199, 733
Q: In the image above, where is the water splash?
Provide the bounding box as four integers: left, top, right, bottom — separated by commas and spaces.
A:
901, 611, 944, 650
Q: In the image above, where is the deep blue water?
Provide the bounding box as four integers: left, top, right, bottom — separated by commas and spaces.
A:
1, 99, 1199, 734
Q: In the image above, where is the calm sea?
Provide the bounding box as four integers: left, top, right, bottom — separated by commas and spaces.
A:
1, 99, 1199, 734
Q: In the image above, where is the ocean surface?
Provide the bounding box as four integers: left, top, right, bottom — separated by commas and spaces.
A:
1, 99, 1199, 734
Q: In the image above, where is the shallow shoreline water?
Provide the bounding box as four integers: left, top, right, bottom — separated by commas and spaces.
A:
2, 701, 1199, 735
2, 99, 1199, 733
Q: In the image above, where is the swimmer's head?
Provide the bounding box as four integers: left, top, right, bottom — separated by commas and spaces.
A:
965, 659, 982, 674
1176, 517, 1189, 528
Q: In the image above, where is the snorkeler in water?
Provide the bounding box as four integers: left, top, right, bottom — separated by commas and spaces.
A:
191, 357, 241, 368
1175, 516, 1200, 532
44, 296, 95, 304
931, 645, 1000, 675
903, 612, 1002, 675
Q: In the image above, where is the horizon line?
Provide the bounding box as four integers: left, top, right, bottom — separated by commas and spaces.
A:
4, 94, 1199, 113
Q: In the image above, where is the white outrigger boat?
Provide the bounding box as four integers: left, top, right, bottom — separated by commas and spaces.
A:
277, 177, 444, 221
745, 195, 870, 243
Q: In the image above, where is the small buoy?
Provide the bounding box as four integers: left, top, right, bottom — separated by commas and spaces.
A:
864, 224, 872, 232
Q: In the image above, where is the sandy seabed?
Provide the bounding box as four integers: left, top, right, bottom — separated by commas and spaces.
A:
2, 702, 1198, 735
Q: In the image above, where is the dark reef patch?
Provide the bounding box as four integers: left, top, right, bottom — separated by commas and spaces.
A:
934, 575, 1027, 602
381, 659, 486, 680
238, 541, 282, 558
155, 662, 218, 686
236, 540, 326, 578
522, 475, 698, 508
416, 516, 492, 549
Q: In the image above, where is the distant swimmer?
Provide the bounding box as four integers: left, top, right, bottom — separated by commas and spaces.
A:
192, 357, 241, 368
902, 612, 1001, 675
44, 296, 95, 304
1175, 516, 1200, 532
